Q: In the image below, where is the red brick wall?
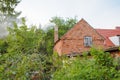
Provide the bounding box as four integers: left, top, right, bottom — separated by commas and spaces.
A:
54, 19, 105, 55
62, 39, 104, 55
110, 51, 120, 57
54, 40, 63, 56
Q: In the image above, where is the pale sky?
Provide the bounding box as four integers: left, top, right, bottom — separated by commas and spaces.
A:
16, 0, 120, 29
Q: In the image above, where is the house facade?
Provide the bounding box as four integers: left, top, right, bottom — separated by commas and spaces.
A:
54, 19, 120, 56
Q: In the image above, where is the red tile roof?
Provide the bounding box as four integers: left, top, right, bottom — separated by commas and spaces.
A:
96, 29, 120, 47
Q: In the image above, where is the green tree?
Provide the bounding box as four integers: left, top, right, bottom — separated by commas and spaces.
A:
50, 16, 78, 38
0, 39, 8, 54
43, 16, 78, 55
0, 13, 21, 38
0, 18, 53, 80
0, 0, 21, 15
0, 0, 21, 38
7, 18, 43, 54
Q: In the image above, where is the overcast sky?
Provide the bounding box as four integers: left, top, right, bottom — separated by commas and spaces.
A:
16, 0, 120, 29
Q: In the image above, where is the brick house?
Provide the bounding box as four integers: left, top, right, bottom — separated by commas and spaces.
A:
54, 19, 120, 56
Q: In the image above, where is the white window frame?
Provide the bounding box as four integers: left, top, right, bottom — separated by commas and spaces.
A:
84, 36, 92, 47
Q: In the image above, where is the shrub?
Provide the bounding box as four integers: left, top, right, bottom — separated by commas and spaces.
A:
52, 48, 119, 80
0, 18, 53, 80
0, 52, 52, 80
0, 39, 8, 54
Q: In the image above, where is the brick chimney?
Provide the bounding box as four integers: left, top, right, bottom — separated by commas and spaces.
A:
116, 26, 120, 30
54, 25, 58, 43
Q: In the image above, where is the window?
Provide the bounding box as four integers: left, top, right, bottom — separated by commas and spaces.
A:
117, 35, 120, 46
84, 36, 92, 47
109, 35, 120, 46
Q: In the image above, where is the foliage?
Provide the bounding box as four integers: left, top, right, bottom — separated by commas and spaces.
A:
43, 16, 78, 55
0, 18, 53, 80
43, 28, 54, 54
90, 48, 114, 67
0, 13, 21, 38
0, 53, 46, 80
50, 16, 78, 38
0, 0, 21, 38
0, 0, 21, 15
0, 39, 8, 54
52, 48, 120, 80
6, 18, 43, 54
0, 17, 120, 80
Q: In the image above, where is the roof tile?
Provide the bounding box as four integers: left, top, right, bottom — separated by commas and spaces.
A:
96, 29, 120, 47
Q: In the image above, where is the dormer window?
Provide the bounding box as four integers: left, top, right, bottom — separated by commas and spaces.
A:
117, 35, 120, 46
84, 36, 92, 47
109, 35, 120, 46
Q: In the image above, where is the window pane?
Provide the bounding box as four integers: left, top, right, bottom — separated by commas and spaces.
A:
84, 36, 92, 46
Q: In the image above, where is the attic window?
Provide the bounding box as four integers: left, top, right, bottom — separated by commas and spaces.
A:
117, 35, 120, 46
84, 36, 92, 47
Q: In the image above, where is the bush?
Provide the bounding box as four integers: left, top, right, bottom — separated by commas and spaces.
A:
0, 18, 120, 79
0, 52, 52, 80
52, 48, 119, 80
0, 39, 8, 54
0, 18, 53, 80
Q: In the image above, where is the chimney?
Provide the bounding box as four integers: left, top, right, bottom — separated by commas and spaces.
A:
116, 26, 120, 30
54, 25, 58, 43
